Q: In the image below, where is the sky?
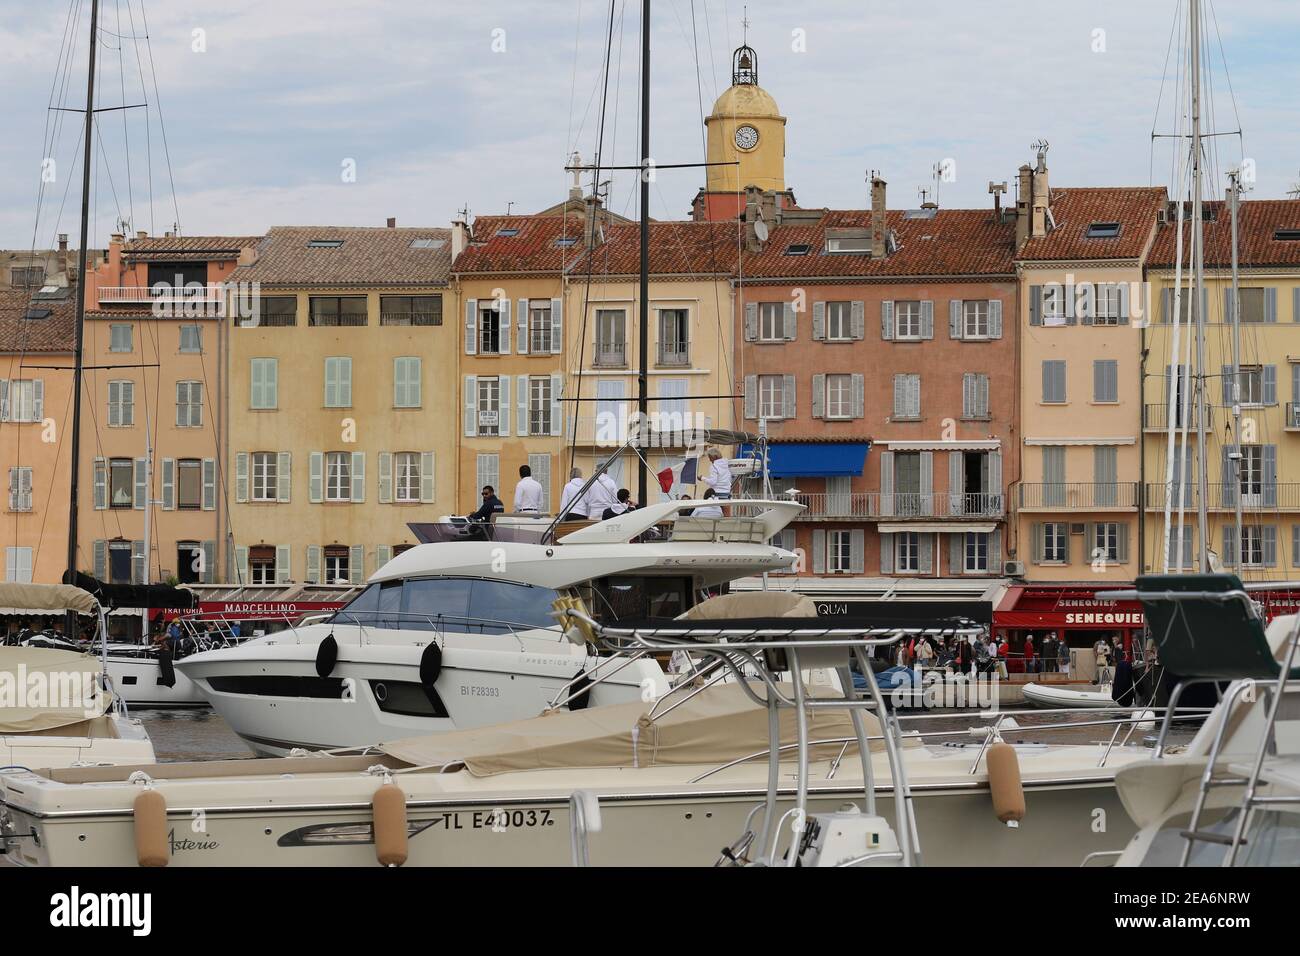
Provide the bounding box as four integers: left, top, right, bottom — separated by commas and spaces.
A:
1, 0, 1298, 248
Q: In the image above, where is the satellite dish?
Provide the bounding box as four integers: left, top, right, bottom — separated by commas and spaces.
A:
754, 219, 769, 242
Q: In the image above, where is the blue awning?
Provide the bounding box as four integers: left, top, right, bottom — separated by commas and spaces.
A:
738, 442, 870, 479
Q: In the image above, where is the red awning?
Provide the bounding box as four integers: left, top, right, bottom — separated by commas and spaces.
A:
994, 584, 1145, 632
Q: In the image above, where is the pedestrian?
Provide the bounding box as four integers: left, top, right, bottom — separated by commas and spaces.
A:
1023, 635, 1037, 674
559, 468, 590, 520
1043, 632, 1057, 673
1057, 634, 1071, 676
701, 447, 733, 499
512, 464, 544, 514
915, 636, 935, 670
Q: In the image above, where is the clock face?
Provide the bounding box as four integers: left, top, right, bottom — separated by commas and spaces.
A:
734, 125, 759, 150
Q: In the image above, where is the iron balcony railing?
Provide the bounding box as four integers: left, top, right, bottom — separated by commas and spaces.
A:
1018, 482, 1139, 509
594, 341, 627, 367
1142, 403, 1214, 432
1143, 482, 1300, 510
379, 310, 441, 327
735, 491, 1005, 520
657, 343, 690, 366
572, 414, 713, 447
98, 283, 225, 304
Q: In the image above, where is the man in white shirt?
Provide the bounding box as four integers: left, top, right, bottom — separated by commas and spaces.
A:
586, 467, 620, 518
558, 467, 590, 519
702, 447, 732, 499
513, 464, 544, 514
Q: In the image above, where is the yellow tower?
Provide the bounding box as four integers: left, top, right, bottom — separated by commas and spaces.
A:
704, 43, 786, 195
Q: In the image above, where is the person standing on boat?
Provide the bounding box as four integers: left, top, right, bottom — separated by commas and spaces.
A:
513, 464, 544, 514
559, 468, 590, 520
468, 485, 504, 522
601, 488, 636, 520
586, 467, 620, 519
702, 447, 732, 499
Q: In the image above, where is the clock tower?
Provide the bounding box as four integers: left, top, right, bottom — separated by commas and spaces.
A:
698, 42, 788, 220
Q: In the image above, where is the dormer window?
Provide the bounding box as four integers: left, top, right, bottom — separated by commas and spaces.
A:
824, 229, 872, 254
1085, 222, 1121, 239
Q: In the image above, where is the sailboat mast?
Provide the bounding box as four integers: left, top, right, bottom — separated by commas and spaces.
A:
66, 0, 99, 598
637, 0, 650, 506
1190, 0, 1212, 571
1229, 169, 1243, 572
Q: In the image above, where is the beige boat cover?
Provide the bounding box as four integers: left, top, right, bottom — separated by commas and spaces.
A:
380, 681, 896, 776
0, 647, 110, 734
0, 582, 97, 615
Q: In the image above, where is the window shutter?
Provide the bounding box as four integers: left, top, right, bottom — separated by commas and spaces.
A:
920, 300, 934, 339
465, 298, 478, 354
306, 544, 321, 584
392, 358, 406, 407
977, 374, 990, 418
234, 546, 249, 585
351, 452, 365, 502
250, 359, 264, 408
962, 372, 975, 418
463, 375, 477, 437
551, 298, 563, 354
880, 450, 895, 517
32, 379, 43, 420
200, 458, 215, 510
0, 379, 8, 422
275, 545, 291, 584
1263, 526, 1278, 567
850, 529, 864, 574
1029, 285, 1042, 325
277, 452, 291, 502
550, 374, 564, 436
949, 451, 964, 516
420, 451, 436, 503
516, 374, 529, 435
782, 302, 796, 340
1117, 522, 1130, 563
812, 530, 826, 574
201, 540, 216, 584
132, 540, 146, 585
851, 300, 865, 339
1264, 444, 1278, 507
918, 534, 933, 574
811, 374, 825, 419
909, 375, 921, 418
175, 381, 186, 426
880, 532, 894, 574
1161, 287, 1173, 324
1224, 287, 1234, 325
812, 301, 825, 341
949, 300, 963, 339
1031, 522, 1043, 563
851, 373, 864, 418
1266, 287, 1278, 323
1222, 526, 1237, 568
134, 458, 147, 509
235, 452, 249, 503
345, 544, 363, 584
919, 451, 934, 516
93, 540, 107, 581
309, 451, 323, 503
1221, 445, 1237, 507
744, 302, 758, 341
498, 375, 511, 437
324, 358, 337, 407
881, 301, 894, 340
893, 375, 904, 418
743, 375, 757, 420
1221, 364, 1234, 406
991, 529, 1003, 570
378, 451, 393, 503
529, 453, 550, 508
376, 544, 393, 571
782, 374, 796, 419
1264, 365, 1277, 405
93, 457, 107, 509
1294, 525, 1300, 568
950, 532, 964, 575
499, 298, 512, 354
517, 299, 530, 353
1294, 287, 1300, 323
340, 358, 352, 406
989, 299, 1002, 338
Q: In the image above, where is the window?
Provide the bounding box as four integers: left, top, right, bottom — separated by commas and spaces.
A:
1238, 288, 1266, 324
325, 452, 352, 502
829, 530, 853, 573
1240, 445, 1265, 500
109, 458, 133, 508
410, 237, 446, 249
1234, 365, 1269, 405
380, 294, 442, 326
476, 377, 500, 436
176, 381, 203, 427
1275, 229, 1300, 241
251, 452, 278, 502
895, 532, 920, 573
1085, 222, 1121, 239
1042, 522, 1067, 563
658, 308, 689, 365
1093, 359, 1118, 403
307, 239, 344, 248
110, 324, 133, 352
478, 304, 502, 354
824, 374, 852, 419
1093, 522, 1120, 562
177, 459, 202, 510
394, 452, 420, 502
250, 358, 278, 409
1094, 446, 1118, 506
10, 266, 45, 289
179, 325, 202, 352
4, 546, 33, 583
108, 380, 134, 426
554, 237, 578, 248
5, 379, 41, 423
962, 372, 990, 419
529, 301, 553, 353
255, 295, 297, 327
8, 466, 32, 512
825, 301, 852, 341
1240, 526, 1267, 567
893, 452, 923, 516
324, 545, 350, 584
176, 542, 202, 585
758, 302, 783, 342
393, 356, 422, 408
494, 228, 519, 238
529, 376, 552, 435
759, 374, 785, 419
965, 532, 989, 573
1094, 284, 1122, 325
1042, 446, 1067, 507
324, 357, 352, 407
785, 244, 810, 256
1042, 360, 1066, 403
309, 296, 367, 327
962, 300, 989, 338
826, 234, 872, 254
249, 545, 277, 585
895, 301, 923, 338
893, 373, 921, 419
595, 309, 625, 365
1041, 286, 1067, 324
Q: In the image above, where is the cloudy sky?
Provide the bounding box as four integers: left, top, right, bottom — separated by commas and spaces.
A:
1, 0, 1298, 248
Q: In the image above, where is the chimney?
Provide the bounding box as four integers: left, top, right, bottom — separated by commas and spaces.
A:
1030, 145, 1051, 239
136, 230, 148, 240
58, 234, 68, 252
451, 219, 470, 260
1015, 164, 1033, 249
58, 233, 69, 276
386, 217, 397, 228
870, 175, 887, 257
582, 193, 608, 248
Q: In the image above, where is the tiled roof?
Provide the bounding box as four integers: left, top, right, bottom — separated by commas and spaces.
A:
1016, 187, 1165, 262
453, 215, 587, 274
742, 208, 1015, 279
0, 284, 77, 353
121, 235, 261, 262
1147, 199, 1300, 269
228, 226, 451, 287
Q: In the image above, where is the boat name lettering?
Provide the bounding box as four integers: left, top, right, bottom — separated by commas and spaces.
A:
435, 809, 554, 830
167, 828, 220, 853
461, 684, 500, 697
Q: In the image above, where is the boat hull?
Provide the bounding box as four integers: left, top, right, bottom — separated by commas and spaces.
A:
107, 656, 208, 709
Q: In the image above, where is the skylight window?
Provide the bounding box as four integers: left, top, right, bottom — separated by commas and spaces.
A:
555, 236, 578, 248
24, 308, 52, 320
1085, 222, 1121, 239
409, 237, 446, 249
784, 243, 810, 256
1274, 228, 1300, 241
307, 239, 344, 248
495, 228, 520, 238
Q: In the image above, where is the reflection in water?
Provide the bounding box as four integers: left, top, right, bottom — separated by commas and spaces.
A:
136, 709, 254, 762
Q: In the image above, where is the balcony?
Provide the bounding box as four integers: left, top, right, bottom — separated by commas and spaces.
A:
593, 341, 627, 368
1287, 403, 1300, 430
98, 283, 225, 314
656, 343, 690, 367
572, 413, 712, 448
1144, 482, 1300, 511
1018, 482, 1138, 510
1143, 403, 1213, 432
736, 491, 1005, 521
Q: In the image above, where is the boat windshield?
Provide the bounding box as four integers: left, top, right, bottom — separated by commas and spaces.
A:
407, 521, 550, 545
332, 576, 561, 635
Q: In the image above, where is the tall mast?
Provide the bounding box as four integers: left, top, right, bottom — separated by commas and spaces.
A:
66, 0, 99, 598
1190, 0, 1211, 571
1228, 168, 1243, 572
636, 0, 650, 506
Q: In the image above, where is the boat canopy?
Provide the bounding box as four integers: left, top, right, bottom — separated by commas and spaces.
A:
0, 646, 110, 733
62, 571, 197, 611
379, 682, 908, 776
0, 582, 98, 615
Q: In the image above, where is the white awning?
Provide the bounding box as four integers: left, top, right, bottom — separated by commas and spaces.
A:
884, 440, 1000, 451
878, 523, 997, 534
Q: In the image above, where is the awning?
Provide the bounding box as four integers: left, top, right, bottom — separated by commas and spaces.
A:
879, 523, 996, 534
62, 571, 197, 611
738, 442, 869, 478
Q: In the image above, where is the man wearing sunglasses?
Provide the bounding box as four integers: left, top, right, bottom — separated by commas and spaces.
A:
467, 484, 504, 523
